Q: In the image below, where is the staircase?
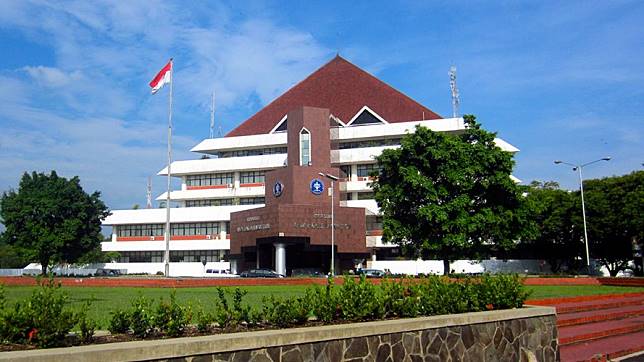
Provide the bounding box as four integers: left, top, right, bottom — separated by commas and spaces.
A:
529, 293, 644, 361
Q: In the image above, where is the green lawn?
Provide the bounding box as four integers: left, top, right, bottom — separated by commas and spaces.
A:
525, 285, 644, 300
2, 284, 643, 329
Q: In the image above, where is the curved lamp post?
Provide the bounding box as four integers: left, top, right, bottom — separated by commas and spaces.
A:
554, 157, 611, 274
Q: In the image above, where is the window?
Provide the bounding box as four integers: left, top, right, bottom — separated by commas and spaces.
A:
185, 199, 233, 207
357, 192, 375, 200
240, 171, 265, 184
218, 147, 287, 158
339, 165, 352, 179
117, 224, 164, 237
117, 251, 163, 263
338, 138, 401, 149
366, 216, 383, 231
350, 109, 385, 126
357, 164, 381, 178
186, 173, 233, 187
274, 117, 288, 132
239, 197, 265, 205
171, 222, 220, 236
300, 128, 310, 166
170, 250, 229, 263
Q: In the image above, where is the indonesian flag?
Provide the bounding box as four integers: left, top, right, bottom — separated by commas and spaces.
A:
149, 59, 172, 94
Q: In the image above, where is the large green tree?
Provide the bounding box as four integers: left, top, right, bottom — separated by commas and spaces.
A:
583, 171, 643, 276
523, 181, 583, 273
0, 171, 110, 274
371, 115, 532, 275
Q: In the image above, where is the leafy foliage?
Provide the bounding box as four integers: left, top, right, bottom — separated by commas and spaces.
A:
76, 300, 97, 344
522, 181, 583, 273
523, 172, 643, 276
262, 295, 310, 327
0, 171, 110, 274
4, 274, 530, 348
108, 310, 129, 335
128, 296, 154, 338
583, 171, 644, 276
0, 277, 77, 347
371, 116, 532, 274
155, 290, 191, 337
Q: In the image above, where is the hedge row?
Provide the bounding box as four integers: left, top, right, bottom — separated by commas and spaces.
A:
0, 274, 529, 348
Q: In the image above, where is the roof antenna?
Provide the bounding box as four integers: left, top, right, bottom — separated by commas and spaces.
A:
146, 176, 153, 209
449, 66, 460, 118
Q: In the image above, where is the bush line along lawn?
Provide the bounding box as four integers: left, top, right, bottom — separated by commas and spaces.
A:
2, 284, 643, 328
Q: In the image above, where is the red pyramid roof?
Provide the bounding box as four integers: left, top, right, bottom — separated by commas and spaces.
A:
226, 56, 442, 137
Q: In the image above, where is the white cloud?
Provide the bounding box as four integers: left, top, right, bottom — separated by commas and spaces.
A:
23, 66, 83, 88
0, 1, 331, 210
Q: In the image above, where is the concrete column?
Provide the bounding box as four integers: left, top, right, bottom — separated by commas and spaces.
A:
230, 259, 238, 274
274, 242, 286, 276
219, 221, 227, 240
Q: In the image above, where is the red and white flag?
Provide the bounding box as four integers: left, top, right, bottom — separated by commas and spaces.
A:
149, 59, 172, 94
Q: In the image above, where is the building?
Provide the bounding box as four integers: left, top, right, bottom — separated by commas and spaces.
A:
101, 56, 519, 276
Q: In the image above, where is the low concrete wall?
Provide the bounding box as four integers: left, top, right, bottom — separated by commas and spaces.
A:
0, 306, 558, 362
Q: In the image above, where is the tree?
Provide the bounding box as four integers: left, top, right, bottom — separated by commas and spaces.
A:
371, 115, 532, 275
0, 241, 29, 268
0, 171, 110, 274
523, 182, 584, 273
583, 171, 643, 276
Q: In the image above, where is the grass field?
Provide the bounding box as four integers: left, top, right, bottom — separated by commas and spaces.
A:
2, 284, 643, 328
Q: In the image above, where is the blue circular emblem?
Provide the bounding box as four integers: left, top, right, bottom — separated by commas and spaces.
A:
273, 181, 284, 197
310, 179, 324, 195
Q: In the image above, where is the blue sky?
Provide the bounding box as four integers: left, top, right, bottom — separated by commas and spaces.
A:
0, 1, 642, 212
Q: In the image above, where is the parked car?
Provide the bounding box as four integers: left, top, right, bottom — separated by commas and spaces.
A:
239, 269, 284, 278
205, 269, 239, 278
290, 268, 325, 277
357, 268, 385, 278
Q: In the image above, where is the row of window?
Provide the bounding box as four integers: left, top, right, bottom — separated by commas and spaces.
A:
186, 173, 234, 187
366, 216, 383, 231
239, 197, 265, 205
185, 197, 265, 207
184, 164, 381, 186
185, 199, 233, 207
218, 147, 287, 158
357, 164, 381, 178
240, 171, 265, 184
338, 138, 401, 150
116, 250, 229, 263
338, 164, 382, 178
116, 222, 230, 237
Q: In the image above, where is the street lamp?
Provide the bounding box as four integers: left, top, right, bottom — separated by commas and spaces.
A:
554, 157, 611, 274
319, 172, 339, 276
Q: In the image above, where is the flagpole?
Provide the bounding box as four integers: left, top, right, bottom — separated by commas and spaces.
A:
164, 58, 174, 277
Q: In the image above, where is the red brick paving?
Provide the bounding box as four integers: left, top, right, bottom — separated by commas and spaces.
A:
559, 315, 644, 345
557, 304, 644, 327
559, 330, 644, 362
534, 293, 644, 362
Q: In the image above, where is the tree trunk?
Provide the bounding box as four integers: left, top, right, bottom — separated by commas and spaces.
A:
443, 259, 450, 276
40, 257, 49, 275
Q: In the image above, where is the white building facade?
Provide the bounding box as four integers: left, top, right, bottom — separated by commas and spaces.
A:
101, 56, 519, 276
